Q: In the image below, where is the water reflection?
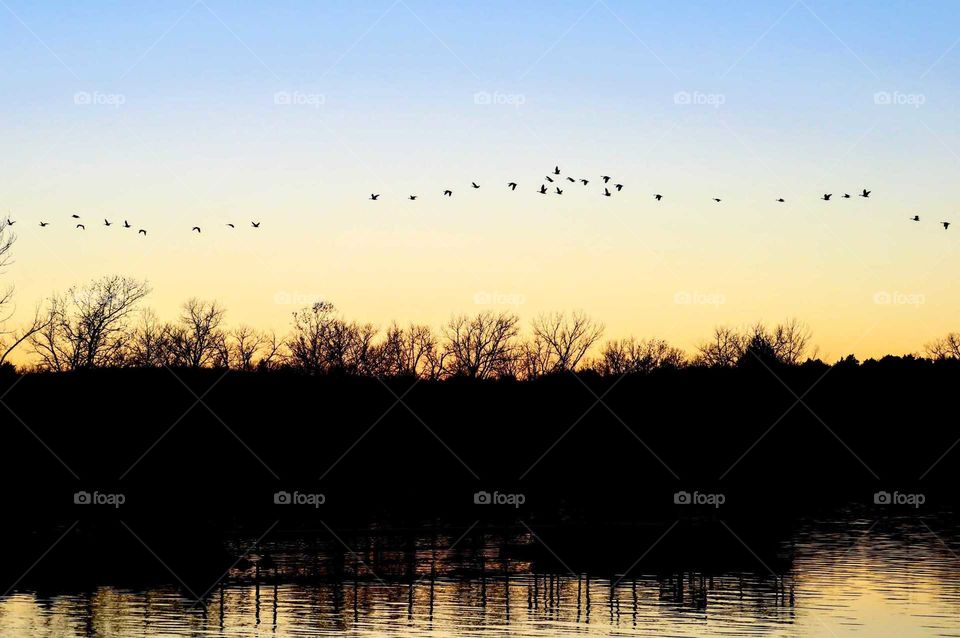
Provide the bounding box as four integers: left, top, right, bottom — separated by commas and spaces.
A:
1, 513, 959, 637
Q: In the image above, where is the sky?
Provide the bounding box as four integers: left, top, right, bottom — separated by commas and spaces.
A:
1, 0, 959, 362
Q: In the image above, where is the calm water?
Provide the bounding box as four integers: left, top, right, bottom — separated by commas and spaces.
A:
2, 512, 959, 637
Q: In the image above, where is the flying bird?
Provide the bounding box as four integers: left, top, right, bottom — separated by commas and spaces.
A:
555, 187, 563, 195
39, 222, 48, 227
192, 227, 201, 233
545, 176, 554, 182
507, 182, 517, 190
859, 189, 871, 198
713, 198, 722, 203
538, 185, 548, 194
654, 194, 663, 201
471, 182, 480, 189
443, 190, 453, 197
776, 198, 785, 203
910, 215, 920, 222
369, 194, 380, 200
71, 214, 80, 219
76, 224, 85, 230
615, 184, 624, 191
104, 219, 111, 227
138, 229, 147, 236
943, 222, 951, 230
842, 194, 851, 199
566, 177, 576, 183
580, 179, 589, 186
553, 166, 560, 175
251, 222, 260, 228
822, 194, 833, 201
601, 176, 611, 183
123, 220, 131, 228
409, 195, 418, 200
603, 188, 612, 197
226, 223, 235, 228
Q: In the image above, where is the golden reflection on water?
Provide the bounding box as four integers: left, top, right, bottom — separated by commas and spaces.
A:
1, 517, 959, 637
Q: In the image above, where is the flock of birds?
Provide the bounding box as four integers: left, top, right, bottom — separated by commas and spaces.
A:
6, 216, 262, 235
4, 166, 954, 233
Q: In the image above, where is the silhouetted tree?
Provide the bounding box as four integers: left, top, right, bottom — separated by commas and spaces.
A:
375, 322, 438, 378
695, 326, 746, 367
0, 221, 47, 366
926, 333, 960, 360
31, 276, 150, 370
124, 308, 174, 367
525, 311, 604, 377
594, 337, 686, 375
169, 298, 227, 368
442, 311, 519, 379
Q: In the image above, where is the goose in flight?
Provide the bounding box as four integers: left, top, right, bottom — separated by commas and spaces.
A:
538, 185, 548, 194
104, 219, 111, 227
369, 193, 380, 200
602, 176, 611, 183
603, 188, 612, 197
409, 195, 418, 200
615, 184, 624, 191
859, 189, 871, 198
5, 219, 14, 226
39, 221, 48, 227
545, 175, 554, 182
943, 222, 951, 230
226, 223, 235, 228
566, 177, 576, 183
123, 220, 131, 228
192, 227, 201, 233
71, 214, 80, 219
443, 190, 453, 196
555, 187, 563, 195
842, 193, 851, 199
507, 182, 517, 190
553, 166, 561, 175
654, 194, 663, 201
138, 229, 147, 236
76, 224, 85, 230
251, 221, 260, 228
910, 215, 920, 222
471, 182, 480, 189
821, 194, 832, 201
580, 179, 589, 186
776, 198, 785, 203
713, 198, 722, 203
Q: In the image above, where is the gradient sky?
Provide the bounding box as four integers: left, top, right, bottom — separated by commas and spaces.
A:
2, 0, 959, 361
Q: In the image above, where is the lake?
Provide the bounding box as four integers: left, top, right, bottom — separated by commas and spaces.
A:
1, 508, 958, 637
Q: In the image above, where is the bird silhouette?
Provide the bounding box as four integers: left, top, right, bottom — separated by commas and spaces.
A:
555, 187, 563, 195
471, 182, 480, 189
566, 177, 576, 183
545, 176, 554, 182
369, 194, 380, 200
842, 194, 851, 199
507, 182, 517, 190
251, 221, 260, 228
713, 198, 722, 203
776, 198, 785, 203
859, 189, 871, 198
910, 215, 920, 222
123, 220, 131, 228
943, 222, 951, 230
822, 194, 833, 201
192, 227, 201, 233
71, 214, 80, 219
553, 166, 560, 175
104, 219, 111, 227
443, 190, 453, 196
615, 184, 624, 191
138, 229, 147, 236
409, 195, 418, 200
603, 188, 611, 197
76, 224, 85, 230
39, 222, 48, 227
580, 179, 589, 186
654, 194, 663, 201
226, 223, 235, 228
538, 185, 548, 194
602, 176, 611, 183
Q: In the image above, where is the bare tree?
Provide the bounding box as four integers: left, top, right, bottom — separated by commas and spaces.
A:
230, 325, 266, 371
595, 337, 686, 375
170, 298, 227, 368
695, 326, 746, 368
769, 318, 814, 364
0, 221, 47, 366
926, 333, 960, 360
31, 276, 151, 370
125, 308, 173, 367
442, 311, 520, 379
376, 322, 439, 377
527, 311, 604, 376
288, 301, 338, 373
